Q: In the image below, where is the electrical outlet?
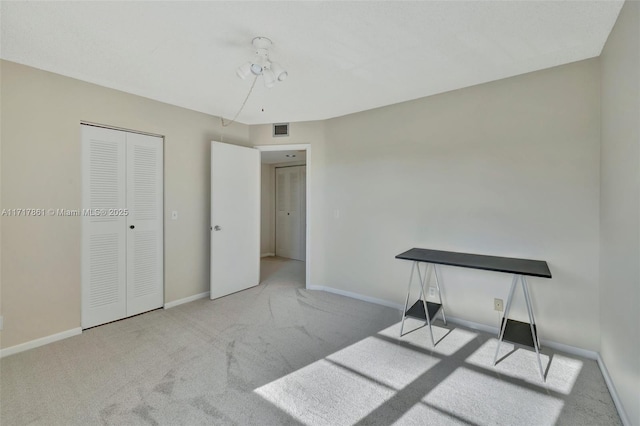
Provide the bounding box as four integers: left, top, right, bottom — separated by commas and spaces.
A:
428, 287, 436, 298
494, 298, 504, 312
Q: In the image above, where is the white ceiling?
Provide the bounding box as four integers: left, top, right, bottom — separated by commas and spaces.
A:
1, 1, 623, 125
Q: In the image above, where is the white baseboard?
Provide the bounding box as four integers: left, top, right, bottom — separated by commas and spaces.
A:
542, 338, 598, 360
0, 327, 82, 358
442, 315, 498, 335
597, 354, 631, 426
164, 291, 210, 309
307, 285, 405, 310
261, 253, 275, 258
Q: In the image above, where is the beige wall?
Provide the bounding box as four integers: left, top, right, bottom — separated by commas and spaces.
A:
322, 59, 601, 350
600, 1, 640, 424
0, 60, 249, 349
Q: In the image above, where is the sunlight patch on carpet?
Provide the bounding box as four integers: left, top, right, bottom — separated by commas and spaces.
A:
254, 329, 443, 424
465, 339, 583, 394
255, 359, 395, 425
424, 367, 564, 425
326, 335, 439, 390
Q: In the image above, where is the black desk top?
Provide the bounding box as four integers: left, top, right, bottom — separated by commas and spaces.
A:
396, 248, 551, 278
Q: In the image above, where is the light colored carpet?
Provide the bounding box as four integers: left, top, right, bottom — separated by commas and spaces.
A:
0, 257, 620, 425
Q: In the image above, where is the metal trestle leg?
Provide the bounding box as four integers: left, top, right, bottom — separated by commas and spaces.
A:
493, 274, 545, 381
400, 261, 448, 347
416, 263, 435, 346
522, 276, 545, 381
399, 262, 416, 337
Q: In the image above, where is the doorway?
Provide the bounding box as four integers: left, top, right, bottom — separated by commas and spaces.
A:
257, 144, 310, 287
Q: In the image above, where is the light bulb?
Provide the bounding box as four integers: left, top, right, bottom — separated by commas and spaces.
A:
263, 69, 276, 88
236, 62, 252, 79
250, 63, 263, 75
270, 62, 288, 81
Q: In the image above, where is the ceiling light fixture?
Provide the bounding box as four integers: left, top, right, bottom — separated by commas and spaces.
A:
221, 36, 287, 131
236, 37, 288, 88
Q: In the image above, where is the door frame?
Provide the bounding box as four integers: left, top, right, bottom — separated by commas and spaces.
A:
255, 144, 311, 288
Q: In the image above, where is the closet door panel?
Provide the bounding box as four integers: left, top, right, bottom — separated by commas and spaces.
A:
288, 167, 304, 261
275, 167, 290, 258
126, 132, 164, 316
81, 125, 127, 328
300, 166, 307, 261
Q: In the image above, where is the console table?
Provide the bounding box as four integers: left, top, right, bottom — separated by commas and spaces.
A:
395, 248, 552, 380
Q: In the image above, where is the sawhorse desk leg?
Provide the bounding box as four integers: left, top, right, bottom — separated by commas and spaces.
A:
400, 261, 447, 346
493, 274, 545, 381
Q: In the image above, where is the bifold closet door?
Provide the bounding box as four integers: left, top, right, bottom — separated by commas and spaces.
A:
82, 125, 163, 329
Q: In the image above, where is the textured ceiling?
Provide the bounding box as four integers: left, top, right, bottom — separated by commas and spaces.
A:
0, 1, 623, 125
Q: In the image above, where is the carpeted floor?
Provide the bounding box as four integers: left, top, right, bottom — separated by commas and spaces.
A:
0, 257, 621, 425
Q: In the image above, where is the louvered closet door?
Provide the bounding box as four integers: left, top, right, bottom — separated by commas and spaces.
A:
81, 126, 127, 328
125, 132, 164, 317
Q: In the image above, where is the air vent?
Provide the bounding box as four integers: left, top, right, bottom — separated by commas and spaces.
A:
273, 123, 289, 137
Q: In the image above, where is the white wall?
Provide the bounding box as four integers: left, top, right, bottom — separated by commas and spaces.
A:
322, 59, 601, 350
0, 60, 249, 348
600, 1, 640, 424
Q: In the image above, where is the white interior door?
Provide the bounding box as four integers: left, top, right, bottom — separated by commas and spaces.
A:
211, 142, 260, 299
126, 132, 164, 316
275, 166, 306, 261
81, 125, 127, 328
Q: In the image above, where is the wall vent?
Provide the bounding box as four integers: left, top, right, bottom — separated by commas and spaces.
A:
273, 123, 289, 137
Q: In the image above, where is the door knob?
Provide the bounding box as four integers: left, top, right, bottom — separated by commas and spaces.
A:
214, 225, 222, 231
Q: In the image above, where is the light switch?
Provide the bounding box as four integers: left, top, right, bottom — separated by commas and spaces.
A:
171, 211, 178, 220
